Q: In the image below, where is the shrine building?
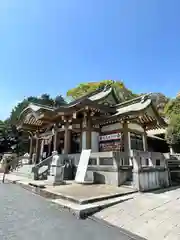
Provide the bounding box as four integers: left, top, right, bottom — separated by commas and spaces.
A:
17, 85, 168, 165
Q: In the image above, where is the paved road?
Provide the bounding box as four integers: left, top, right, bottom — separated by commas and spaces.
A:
0, 182, 143, 240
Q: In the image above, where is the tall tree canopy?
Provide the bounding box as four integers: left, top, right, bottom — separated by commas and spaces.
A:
67, 80, 138, 101
150, 93, 169, 116
0, 94, 67, 153
0, 120, 19, 153
9, 94, 66, 124
164, 96, 180, 145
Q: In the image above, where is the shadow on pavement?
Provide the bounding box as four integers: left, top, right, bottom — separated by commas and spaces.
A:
151, 185, 180, 194
87, 196, 134, 217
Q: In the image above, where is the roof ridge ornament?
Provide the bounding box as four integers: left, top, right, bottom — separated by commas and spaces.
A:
141, 93, 152, 103
97, 81, 114, 92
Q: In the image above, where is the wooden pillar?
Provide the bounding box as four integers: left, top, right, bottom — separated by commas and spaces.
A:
56, 132, 60, 153
123, 121, 131, 164
53, 124, 58, 152
29, 137, 33, 159
82, 111, 92, 149
86, 116, 92, 149
48, 140, 51, 156
170, 146, 174, 154
142, 131, 148, 152
64, 122, 71, 154
40, 139, 44, 161
79, 123, 82, 152
35, 134, 41, 164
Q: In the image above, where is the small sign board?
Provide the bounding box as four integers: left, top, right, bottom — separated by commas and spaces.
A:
75, 149, 91, 183
99, 133, 121, 142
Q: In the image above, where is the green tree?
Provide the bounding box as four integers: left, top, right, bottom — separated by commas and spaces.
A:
9, 94, 66, 124
164, 96, 180, 145
166, 114, 180, 145
164, 96, 180, 117
0, 93, 66, 154
66, 80, 138, 101
54, 95, 67, 107
150, 93, 169, 116
0, 120, 19, 153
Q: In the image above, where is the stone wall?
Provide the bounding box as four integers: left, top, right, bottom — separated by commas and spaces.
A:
58, 150, 170, 190
66, 151, 132, 186
133, 168, 169, 191
87, 151, 132, 186
87, 166, 132, 186
132, 150, 170, 191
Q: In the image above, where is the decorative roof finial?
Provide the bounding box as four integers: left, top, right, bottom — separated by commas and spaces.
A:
141, 93, 151, 103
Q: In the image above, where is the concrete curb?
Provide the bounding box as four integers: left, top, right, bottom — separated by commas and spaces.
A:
15, 181, 61, 199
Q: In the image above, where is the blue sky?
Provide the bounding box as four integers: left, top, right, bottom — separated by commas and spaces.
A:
0, 0, 180, 119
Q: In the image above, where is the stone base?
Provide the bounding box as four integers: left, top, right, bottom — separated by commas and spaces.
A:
47, 175, 65, 186
75, 171, 94, 184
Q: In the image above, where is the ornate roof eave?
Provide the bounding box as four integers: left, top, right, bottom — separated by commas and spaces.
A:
88, 87, 112, 102
55, 85, 117, 113
19, 103, 56, 122
17, 103, 59, 132
150, 102, 167, 127
64, 87, 106, 108
114, 94, 149, 108
16, 123, 41, 132
146, 128, 166, 136
55, 99, 116, 114
16, 117, 52, 132
93, 98, 167, 130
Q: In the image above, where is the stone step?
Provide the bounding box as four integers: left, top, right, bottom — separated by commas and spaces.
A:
11, 171, 34, 179
5, 175, 137, 219
122, 181, 134, 189
52, 194, 134, 219
12, 164, 35, 179
124, 180, 133, 185
43, 185, 137, 205
18, 179, 137, 205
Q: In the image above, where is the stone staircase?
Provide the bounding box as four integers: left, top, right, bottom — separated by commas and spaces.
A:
12, 164, 34, 179
32, 155, 52, 180
11, 154, 53, 181
123, 180, 133, 188
122, 173, 134, 188
19, 180, 137, 219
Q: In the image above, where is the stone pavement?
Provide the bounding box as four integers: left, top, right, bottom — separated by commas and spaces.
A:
94, 187, 180, 240
0, 172, 29, 183
45, 182, 136, 203
0, 173, 136, 204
